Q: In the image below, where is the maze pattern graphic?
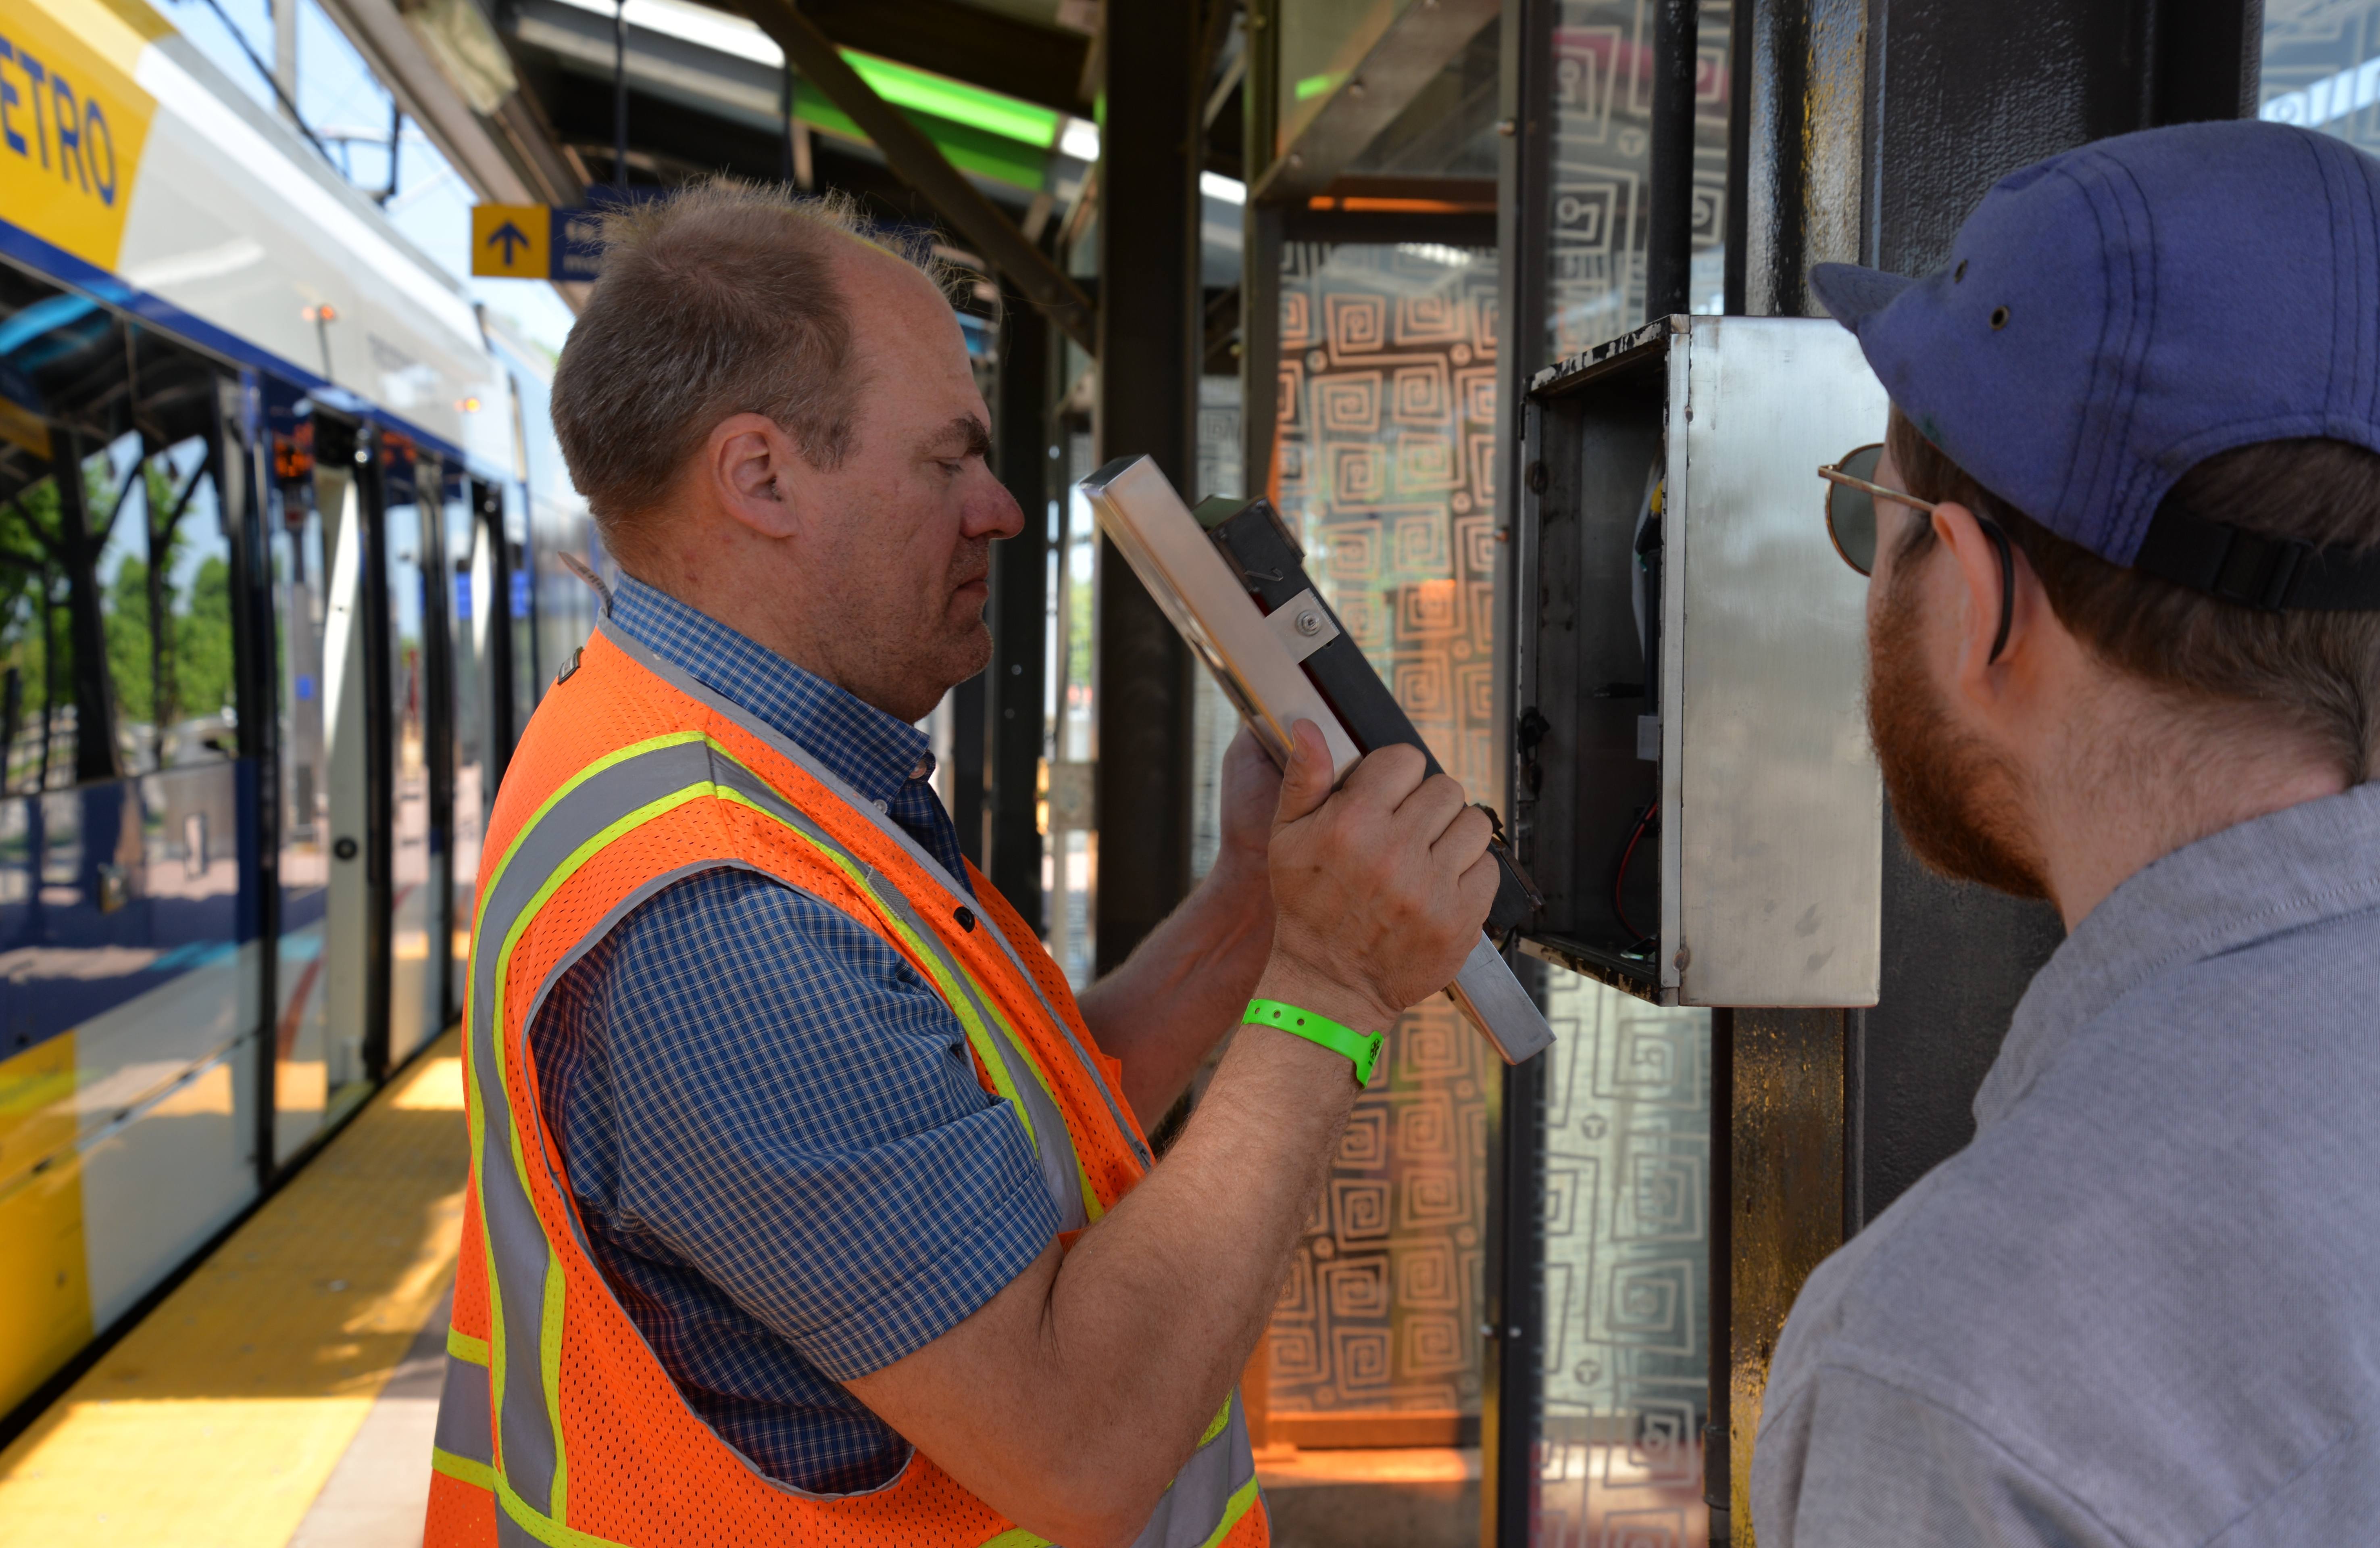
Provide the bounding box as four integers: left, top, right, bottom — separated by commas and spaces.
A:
1534, 975, 1713, 1546
1546, 0, 1736, 361
2259, 0, 2380, 157
1265, 243, 1500, 1422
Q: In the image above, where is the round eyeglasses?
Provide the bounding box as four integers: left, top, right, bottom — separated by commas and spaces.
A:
1817, 443, 1936, 576
1816, 443, 2017, 663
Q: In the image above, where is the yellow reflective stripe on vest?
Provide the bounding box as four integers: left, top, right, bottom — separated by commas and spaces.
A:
488, 780, 720, 1521
601, 618, 1153, 1175
448, 1328, 490, 1365
460, 728, 1232, 1546
1201, 1479, 1261, 1548
473, 752, 726, 1521
708, 783, 1092, 1228
462, 730, 712, 1521
431, 1447, 496, 1493
939, 947, 1107, 1227
467, 737, 1092, 1525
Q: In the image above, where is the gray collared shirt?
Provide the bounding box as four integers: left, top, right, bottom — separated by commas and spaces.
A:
1753, 784, 2380, 1546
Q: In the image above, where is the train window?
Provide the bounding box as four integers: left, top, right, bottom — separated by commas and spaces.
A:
0, 273, 263, 1383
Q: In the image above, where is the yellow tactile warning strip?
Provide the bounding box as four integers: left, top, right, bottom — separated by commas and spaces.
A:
0, 1030, 469, 1548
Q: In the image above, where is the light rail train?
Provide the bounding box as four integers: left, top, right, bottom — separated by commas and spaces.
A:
0, 0, 604, 1421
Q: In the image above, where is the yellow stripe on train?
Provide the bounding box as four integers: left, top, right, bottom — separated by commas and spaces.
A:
0, 1032, 93, 1416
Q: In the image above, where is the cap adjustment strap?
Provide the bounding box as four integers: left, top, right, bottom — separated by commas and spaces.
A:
2134, 504, 2380, 613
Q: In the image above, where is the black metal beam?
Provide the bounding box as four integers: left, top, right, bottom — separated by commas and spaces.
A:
799, 0, 1091, 118
988, 292, 1052, 930
2152, 0, 2263, 125
1645, 0, 1702, 319
735, 0, 1097, 353
1093, 0, 1202, 974
1484, 1, 1558, 1541
950, 670, 987, 867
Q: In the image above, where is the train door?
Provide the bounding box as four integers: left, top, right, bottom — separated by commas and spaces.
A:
442, 474, 499, 1019
379, 438, 446, 1069
267, 408, 378, 1150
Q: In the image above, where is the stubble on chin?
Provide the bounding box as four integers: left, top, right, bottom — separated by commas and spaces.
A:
1867, 563, 2052, 900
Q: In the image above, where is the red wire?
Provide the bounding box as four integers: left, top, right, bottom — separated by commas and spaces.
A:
1614, 801, 1654, 947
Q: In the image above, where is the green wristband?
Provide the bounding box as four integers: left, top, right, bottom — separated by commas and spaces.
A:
1245, 998, 1384, 1086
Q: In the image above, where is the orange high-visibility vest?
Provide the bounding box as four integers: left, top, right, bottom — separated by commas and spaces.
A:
423, 620, 1265, 1548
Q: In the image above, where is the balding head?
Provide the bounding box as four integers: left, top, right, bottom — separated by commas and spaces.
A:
550, 179, 947, 566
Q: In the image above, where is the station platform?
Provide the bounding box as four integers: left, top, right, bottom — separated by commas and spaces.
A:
0, 1025, 1476, 1548
0, 1032, 470, 1548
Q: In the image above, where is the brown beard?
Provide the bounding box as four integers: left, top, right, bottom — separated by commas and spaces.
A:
1867, 556, 2052, 899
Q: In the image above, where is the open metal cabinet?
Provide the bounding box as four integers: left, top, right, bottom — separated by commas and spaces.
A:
1511, 315, 1885, 1010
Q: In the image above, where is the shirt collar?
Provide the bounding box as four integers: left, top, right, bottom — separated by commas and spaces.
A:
608, 574, 932, 812
1975, 780, 2380, 1127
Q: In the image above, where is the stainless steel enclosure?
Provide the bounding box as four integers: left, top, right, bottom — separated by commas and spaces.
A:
1512, 315, 1886, 1007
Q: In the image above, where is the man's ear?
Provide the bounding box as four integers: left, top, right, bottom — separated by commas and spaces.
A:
1933, 501, 2042, 694
705, 412, 806, 540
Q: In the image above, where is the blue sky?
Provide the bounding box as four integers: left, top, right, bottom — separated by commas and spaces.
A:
158, 0, 580, 361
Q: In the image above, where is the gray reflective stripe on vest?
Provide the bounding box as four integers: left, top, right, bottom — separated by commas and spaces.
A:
433, 1351, 494, 1466
600, 620, 1152, 1172
1131, 1391, 1259, 1548
469, 733, 723, 1520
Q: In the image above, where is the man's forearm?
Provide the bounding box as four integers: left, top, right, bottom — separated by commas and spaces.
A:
1075, 853, 1275, 1126
853, 967, 1367, 1547
846, 729, 1495, 1548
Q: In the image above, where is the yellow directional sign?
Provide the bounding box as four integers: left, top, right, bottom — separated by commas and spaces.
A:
471, 205, 550, 277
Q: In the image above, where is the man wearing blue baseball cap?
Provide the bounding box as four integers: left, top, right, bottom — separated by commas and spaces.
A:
1755, 119, 2380, 1543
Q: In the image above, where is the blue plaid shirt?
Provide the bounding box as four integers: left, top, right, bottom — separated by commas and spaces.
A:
531, 576, 1058, 1493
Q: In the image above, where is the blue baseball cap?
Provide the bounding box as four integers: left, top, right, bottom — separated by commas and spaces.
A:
1811, 119, 2380, 605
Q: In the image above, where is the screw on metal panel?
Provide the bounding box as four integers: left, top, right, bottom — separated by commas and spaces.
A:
1348, 78, 1366, 97
1496, 118, 1517, 136
1674, 943, 1692, 970
1526, 460, 1548, 493
1294, 609, 1323, 636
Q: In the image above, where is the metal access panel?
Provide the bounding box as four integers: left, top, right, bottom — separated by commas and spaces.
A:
1513, 315, 1886, 1007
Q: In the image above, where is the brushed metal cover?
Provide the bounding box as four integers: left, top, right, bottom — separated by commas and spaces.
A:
1665, 316, 1885, 1006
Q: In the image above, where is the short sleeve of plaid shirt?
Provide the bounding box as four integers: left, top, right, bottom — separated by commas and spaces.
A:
527, 576, 1061, 1495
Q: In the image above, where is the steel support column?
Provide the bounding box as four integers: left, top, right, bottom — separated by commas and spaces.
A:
989, 292, 1052, 930
1714, 5, 2265, 1545
1855, 0, 2258, 1227
1485, 2, 1559, 1542
1092, 0, 1203, 974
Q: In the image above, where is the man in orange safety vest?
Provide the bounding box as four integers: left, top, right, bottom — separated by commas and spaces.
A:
425, 181, 1497, 1548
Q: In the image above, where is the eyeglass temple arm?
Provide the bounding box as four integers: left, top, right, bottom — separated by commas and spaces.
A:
1817, 464, 1940, 515
1817, 463, 2011, 661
